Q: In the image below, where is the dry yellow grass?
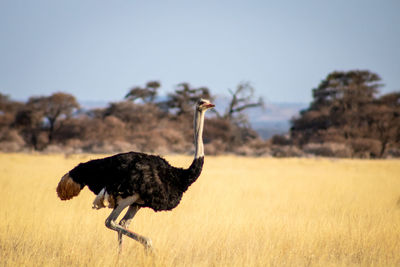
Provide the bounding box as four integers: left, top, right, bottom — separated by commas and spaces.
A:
1, 153, 400, 266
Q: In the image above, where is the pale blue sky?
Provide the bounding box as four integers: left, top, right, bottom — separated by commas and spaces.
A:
1, 0, 399, 104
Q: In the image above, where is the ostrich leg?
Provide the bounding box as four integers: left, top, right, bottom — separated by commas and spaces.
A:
105, 197, 152, 250
117, 204, 141, 250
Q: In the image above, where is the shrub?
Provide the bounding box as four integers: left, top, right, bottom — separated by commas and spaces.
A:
271, 134, 292, 146
303, 142, 352, 158
348, 138, 381, 158
271, 145, 304, 158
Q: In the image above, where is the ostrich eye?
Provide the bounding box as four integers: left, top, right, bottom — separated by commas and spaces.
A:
198, 100, 205, 105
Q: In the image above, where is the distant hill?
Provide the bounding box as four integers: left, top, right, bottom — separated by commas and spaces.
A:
247, 102, 308, 139
251, 120, 291, 140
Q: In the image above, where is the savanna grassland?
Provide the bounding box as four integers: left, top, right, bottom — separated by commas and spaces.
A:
1, 153, 400, 266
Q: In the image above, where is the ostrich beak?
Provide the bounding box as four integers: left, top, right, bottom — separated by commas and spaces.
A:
205, 103, 215, 108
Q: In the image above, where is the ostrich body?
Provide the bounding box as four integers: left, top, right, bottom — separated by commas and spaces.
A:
56, 99, 214, 250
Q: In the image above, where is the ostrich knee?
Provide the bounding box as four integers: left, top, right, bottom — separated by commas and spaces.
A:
105, 217, 117, 229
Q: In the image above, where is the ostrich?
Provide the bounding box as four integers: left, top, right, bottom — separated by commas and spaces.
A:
56, 99, 214, 250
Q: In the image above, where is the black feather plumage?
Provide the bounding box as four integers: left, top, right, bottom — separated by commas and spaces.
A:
68, 152, 204, 212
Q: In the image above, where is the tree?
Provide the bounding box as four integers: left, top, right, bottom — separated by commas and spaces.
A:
164, 83, 213, 115
14, 106, 44, 150
0, 94, 25, 150
290, 70, 400, 158
221, 82, 264, 125
39, 92, 79, 143
206, 82, 264, 147
366, 92, 400, 156
125, 81, 160, 103
292, 70, 382, 142
0, 93, 23, 113
15, 92, 79, 149
310, 70, 381, 110
0, 93, 23, 128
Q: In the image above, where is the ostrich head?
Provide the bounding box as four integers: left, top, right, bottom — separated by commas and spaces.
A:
193, 98, 214, 159
196, 99, 215, 111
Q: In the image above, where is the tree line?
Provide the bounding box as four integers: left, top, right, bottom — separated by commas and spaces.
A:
1, 70, 399, 158
0, 82, 265, 155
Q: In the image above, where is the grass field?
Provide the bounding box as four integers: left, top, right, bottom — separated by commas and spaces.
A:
1, 153, 400, 266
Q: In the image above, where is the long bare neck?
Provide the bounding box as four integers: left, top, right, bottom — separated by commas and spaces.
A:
194, 108, 205, 159
177, 107, 206, 192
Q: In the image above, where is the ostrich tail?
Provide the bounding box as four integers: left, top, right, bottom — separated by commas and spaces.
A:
56, 173, 82, 200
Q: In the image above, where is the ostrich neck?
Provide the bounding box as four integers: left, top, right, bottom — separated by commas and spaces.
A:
177, 108, 205, 192
194, 109, 205, 159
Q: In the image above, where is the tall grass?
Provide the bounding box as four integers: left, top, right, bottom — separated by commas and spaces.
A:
1, 153, 400, 266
